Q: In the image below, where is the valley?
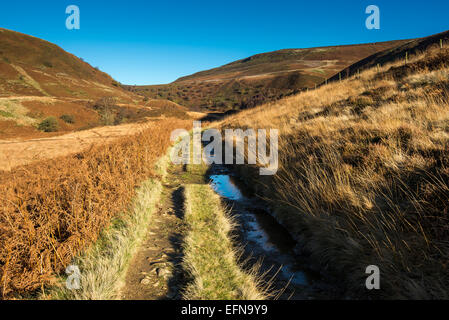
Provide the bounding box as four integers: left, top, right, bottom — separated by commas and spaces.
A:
127, 39, 410, 112
1, 24, 449, 301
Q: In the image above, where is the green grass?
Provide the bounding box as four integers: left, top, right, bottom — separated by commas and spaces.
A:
0, 110, 14, 118
312, 68, 326, 75
182, 184, 267, 300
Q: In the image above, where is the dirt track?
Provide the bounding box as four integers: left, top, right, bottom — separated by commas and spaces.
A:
0, 121, 154, 171
120, 164, 189, 300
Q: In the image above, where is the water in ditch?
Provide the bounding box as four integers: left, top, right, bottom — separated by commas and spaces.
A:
208, 166, 323, 299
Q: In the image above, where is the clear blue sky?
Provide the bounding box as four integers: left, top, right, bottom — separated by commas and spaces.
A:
0, 0, 448, 85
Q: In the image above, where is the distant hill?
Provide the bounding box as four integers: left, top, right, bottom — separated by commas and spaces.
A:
127, 39, 409, 111
0, 28, 188, 139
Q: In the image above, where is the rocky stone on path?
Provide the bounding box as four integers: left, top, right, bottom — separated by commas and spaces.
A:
156, 265, 173, 280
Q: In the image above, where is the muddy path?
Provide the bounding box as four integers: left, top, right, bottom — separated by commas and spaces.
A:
120, 163, 205, 300
121, 159, 339, 300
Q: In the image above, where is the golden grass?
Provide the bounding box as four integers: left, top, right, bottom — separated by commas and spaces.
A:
0, 121, 156, 171
182, 184, 267, 300
217, 46, 449, 299
0, 118, 191, 299
42, 179, 163, 300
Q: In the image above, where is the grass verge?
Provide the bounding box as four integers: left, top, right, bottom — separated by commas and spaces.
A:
41, 178, 163, 300
182, 184, 266, 300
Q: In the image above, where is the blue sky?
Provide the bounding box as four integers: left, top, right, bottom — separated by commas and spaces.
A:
0, 0, 448, 85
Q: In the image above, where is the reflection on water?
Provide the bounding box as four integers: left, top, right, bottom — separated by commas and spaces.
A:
209, 173, 309, 286
209, 175, 244, 201
245, 213, 308, 286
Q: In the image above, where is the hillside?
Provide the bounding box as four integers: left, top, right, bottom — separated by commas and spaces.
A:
328, 29, 449, 82
0, 28, 131, 99
0, 28, 189, 140
217, 43, 449, 298
2, 22, 449, 301
128, 39, 409, 111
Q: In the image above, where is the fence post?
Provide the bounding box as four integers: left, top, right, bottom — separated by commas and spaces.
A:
405, 52, 408, 65
441, 39, 443, 49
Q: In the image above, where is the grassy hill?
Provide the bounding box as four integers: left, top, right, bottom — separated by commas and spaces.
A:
217, 42, 449, 299
128, 39, 409, 111
327, 29, 449, 82
0, 28, 189, 139
0, 28, 129, 99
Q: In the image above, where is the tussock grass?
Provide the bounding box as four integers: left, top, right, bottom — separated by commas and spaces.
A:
42, 179, 163, 300
217, 46, 449, 299
182, 184, 267, 300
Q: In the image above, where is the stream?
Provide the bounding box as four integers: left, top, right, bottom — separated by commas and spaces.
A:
207, 165, 326, 299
